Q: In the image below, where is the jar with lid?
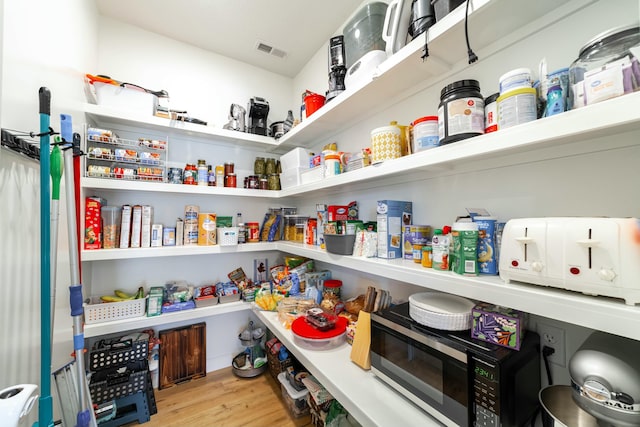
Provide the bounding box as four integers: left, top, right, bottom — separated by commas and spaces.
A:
224, 162, 234, 176
254, 157, 266, 175
225, 173, 237, 188
265, 158, 276, 175
421, 244, 433, 268
215, 165, 224, 187
569, 25, 640, 109
183, 163, 197, 185
267, 173, 280, 190
438, 79, 484, 145
322, 279, 342, 299
259, 178, 268, 190
197, 159, 208, 186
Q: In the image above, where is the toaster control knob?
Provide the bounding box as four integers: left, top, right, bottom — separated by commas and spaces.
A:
531, 261, 544, 272
597, 268, 616, 282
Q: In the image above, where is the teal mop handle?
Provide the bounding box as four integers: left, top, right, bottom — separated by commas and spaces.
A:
38, 87, 55, 427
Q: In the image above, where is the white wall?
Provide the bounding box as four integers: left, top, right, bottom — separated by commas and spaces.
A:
97, 16, 294, 128
0, 0, 99, 424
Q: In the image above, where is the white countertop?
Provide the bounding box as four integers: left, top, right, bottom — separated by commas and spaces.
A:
254, 310, 446, 427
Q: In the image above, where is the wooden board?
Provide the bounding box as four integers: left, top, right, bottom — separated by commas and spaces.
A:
159, 322, 206, 389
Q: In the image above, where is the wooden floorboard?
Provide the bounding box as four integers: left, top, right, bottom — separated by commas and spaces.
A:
124, 367, 313, 427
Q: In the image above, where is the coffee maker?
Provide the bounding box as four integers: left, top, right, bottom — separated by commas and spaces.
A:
327, 35, 347, 102
247, 97, 269, 136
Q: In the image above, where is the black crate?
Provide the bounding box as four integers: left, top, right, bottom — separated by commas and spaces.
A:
89, 337, 148, 371
89, 361, 150, 405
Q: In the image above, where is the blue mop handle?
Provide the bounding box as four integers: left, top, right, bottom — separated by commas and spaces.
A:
38, 87, 55, 427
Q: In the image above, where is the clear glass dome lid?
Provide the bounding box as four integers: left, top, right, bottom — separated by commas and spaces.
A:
577, 24, 640, 59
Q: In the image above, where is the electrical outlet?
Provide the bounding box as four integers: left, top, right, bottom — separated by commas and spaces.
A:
538, 323, 566, 366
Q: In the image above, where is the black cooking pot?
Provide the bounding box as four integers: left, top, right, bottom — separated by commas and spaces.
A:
270, 121, 285, 139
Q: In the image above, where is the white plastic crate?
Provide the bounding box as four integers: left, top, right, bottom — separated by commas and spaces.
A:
84, 296, 146, 324
280, 147, 310, 171
280, 168, 303, 189
301, 166, 324, 184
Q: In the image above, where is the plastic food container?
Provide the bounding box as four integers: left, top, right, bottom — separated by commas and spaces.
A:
305, 307, 338, 331
291, 316, 348, 351
499, 67, 532, 94
497, 87, 537, 129
284, 215, 309, 242
411, 116, 439, 151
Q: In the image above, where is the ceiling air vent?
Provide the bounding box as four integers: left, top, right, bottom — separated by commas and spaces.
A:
255, 41, 287, 59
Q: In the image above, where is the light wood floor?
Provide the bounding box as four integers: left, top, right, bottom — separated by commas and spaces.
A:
126, 368, 313, 427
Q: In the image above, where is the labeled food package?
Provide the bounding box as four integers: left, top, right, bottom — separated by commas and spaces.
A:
85, 197, 106, 249
451, 222, 479, 276
376, 200, 412, 259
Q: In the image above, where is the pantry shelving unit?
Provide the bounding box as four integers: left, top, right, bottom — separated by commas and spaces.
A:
81, 70, 640, 360
254, 309, 445, 427
84, 301, 249, 338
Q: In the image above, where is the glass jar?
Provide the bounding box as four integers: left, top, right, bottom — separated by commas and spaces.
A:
421, 244, 433, 268
259, 178, 268, 190
183, 163, 197, 185
225, 173, 237, 188
267, 173, 280, 190
254, 157, 266, 175
265, 158, 276, 175
569, 25, 640, 109
224, 162, 234, 176
323, 279, 342, 299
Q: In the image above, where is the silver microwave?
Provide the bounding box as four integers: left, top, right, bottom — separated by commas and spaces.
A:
370, 302, 540, 426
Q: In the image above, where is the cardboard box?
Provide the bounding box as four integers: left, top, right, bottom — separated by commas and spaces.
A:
376, 200, 412, 259
130, 205, 142, 248
84, 197, 106, 250
119, 205, 132, 248
471, 303, 526, 350
151, 224, 163, 247
141, 205, 153, 248
147, 286, 164, 317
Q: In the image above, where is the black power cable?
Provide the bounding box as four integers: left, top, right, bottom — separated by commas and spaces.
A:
465, 0, 479, 64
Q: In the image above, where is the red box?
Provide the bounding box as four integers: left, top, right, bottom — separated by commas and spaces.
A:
327, 205, 348, 221
84, 197, 106, 249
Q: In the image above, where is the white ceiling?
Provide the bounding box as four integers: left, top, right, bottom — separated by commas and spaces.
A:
95, 0, 365, 78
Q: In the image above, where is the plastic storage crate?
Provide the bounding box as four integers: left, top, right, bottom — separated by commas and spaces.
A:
278, 372, 310, 418
89, 337, 149, 371
89, 365, 148, 405
84, 296, 146, 324
218, 227, 239, 246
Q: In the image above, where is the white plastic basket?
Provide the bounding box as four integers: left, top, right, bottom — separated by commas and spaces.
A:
218, 227, 239, 246
84, 296, 147, 324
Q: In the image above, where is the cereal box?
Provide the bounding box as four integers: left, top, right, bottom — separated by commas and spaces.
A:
84, 197, 106, 250
377, 200, 412, 259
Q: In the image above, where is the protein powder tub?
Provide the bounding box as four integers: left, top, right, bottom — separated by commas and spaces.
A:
438, 79, 485, 144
